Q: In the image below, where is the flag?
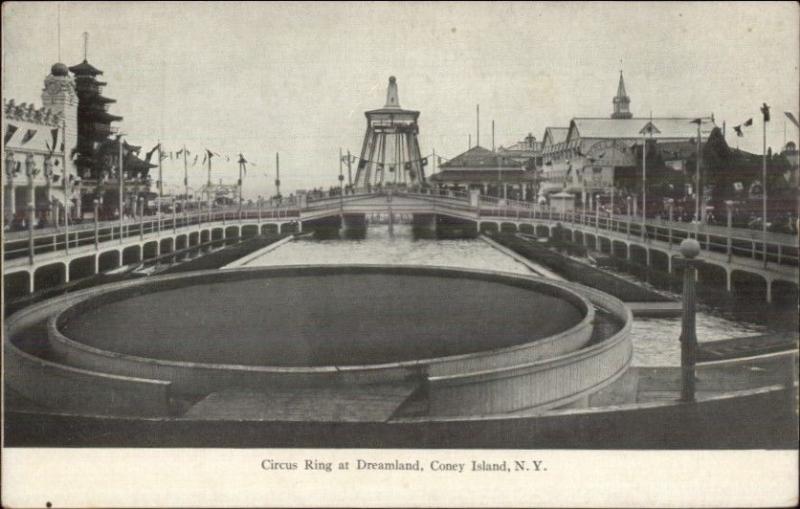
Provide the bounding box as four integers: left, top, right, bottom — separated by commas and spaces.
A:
50, 128, 59, 154
784, 112, 799, 129
21, 129, 37, 144
205, 149, 216, 160
176, 148, 183, 158
4, 124, 18, 144
238, 154, 247, 175
733, 125, 744, 137
761, 103, 770, 122
743, 118, 753, 127
160, 151, 169, 162
689, 118, 702, 125
193, 155, 198, 166
145, 144, 160, 164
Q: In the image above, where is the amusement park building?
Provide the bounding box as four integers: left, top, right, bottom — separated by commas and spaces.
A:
538, 72, 715, 204
2, 54, 155, 228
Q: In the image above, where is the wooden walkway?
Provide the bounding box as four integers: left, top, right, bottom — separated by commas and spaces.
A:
184, 384, 420, 422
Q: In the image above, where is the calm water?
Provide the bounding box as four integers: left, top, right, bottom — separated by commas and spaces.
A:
242, 225, 766, 366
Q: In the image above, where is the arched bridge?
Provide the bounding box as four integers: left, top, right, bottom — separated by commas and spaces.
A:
4, 190, 798, 303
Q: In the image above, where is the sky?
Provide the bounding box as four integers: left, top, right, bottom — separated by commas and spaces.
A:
3, 1, 799, 199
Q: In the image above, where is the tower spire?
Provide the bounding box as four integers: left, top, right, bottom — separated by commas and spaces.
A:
385, 76, 400, 108
612, 69, 632, 119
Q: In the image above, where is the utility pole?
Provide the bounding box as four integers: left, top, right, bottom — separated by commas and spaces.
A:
157, 141, 162, 235
118, 135, 124, 244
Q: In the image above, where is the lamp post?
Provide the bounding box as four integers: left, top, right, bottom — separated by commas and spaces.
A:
677, 238, 701, 403
138, 196, 144, 241
25, 154, 37, 265
93, 198, 101, 250
666, 198, 674, 250
725, 200, 734, 263
626, 196, 632, 239
4, 151, 16, 230
761, 103, 770, 269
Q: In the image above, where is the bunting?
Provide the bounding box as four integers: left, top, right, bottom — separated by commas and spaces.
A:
21, 129, 37, 145
4, 124, 18, 145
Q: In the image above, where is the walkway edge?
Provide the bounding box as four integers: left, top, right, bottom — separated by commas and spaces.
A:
222, 235, 295, 269
479, 234, 566, 281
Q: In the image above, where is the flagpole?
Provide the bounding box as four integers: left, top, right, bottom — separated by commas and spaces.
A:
762, 109, 768, 269
183, 145, 188, 223
118, 135, 124, 244
275, 152, 281, 202
642, 132, 646, 241
346, 150, 353, 190
207, 151, 212, 210
695, 121, 701, 232
238, 155, 243, 215
157, 141, 162, 236
62, 118, 69, 254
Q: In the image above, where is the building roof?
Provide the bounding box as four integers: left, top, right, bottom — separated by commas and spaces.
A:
542, 127, 569, 146
440, 145, 524, 169
429, 169, 537, 182
69, 60, 103, 76
500, 134, 542, 154
567, 117, 716, 141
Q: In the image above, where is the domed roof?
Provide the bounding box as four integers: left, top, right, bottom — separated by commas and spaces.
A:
51, 62, 69, 77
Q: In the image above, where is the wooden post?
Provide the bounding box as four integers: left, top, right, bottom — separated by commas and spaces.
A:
678, 239, 700, 403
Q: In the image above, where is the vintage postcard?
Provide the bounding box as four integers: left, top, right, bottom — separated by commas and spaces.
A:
2, 1, 798, 507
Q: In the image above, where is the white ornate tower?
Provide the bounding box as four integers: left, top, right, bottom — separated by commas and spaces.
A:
611, 71, 632, 119
41, 62, 78, 175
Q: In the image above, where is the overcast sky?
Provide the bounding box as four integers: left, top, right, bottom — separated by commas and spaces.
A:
3, 2, 798, 198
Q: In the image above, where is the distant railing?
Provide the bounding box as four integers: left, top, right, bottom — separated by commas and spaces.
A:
4, 190, 799, 269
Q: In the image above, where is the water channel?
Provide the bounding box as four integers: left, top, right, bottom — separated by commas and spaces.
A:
242, 224, 771, 367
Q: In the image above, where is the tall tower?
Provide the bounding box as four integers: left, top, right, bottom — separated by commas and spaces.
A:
41, 62, 79, 176
353, 77, 426, 188
611, 71, 632, 119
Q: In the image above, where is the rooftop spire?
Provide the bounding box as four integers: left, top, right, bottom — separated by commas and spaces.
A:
612, 70, 632, 119
385, 76, 400, 108
616, 70, 627, 98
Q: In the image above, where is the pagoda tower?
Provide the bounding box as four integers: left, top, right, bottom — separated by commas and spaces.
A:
353, 77, 426, 188
69, 57, 123, 179
611, 71, 633, 119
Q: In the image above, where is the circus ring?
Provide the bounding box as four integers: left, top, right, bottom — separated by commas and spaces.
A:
5, 265, 633, 429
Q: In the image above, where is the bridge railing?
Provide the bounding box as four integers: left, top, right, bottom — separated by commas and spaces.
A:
492, 206, 799, 269
4, 190, 798, 269
3, 204, 302, 263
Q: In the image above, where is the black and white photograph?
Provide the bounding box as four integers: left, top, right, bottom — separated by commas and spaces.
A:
2, 1, 798, 507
